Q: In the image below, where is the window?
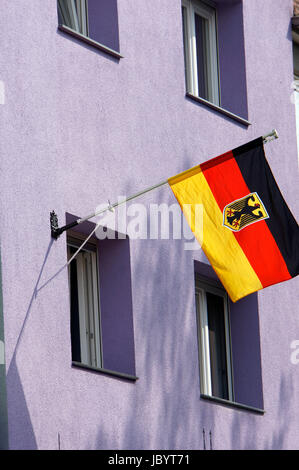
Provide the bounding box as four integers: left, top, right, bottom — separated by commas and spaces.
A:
182, 1, 249, 123
58, 0, 88, 36
57, 0, 120, 55
292, 20, 299, 163
66, 217, 136, 380
196, 278, 233, 401
182, 0, 220, 105
194, 263, 264, 413
67, 237, 102, 368
293, 73, 299, 161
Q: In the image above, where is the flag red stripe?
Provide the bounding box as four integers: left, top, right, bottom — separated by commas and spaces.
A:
201, 153, 291, 287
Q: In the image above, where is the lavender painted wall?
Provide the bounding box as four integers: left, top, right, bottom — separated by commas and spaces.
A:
0, 0, 298, 450
0, 250, 8, 449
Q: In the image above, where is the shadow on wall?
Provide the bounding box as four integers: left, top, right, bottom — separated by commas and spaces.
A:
6, 239, 54, 449
6, 360, 37, 449
228, 372, 294, 450
90, 211, 295, 449
5, 165, 295, 449
88, 166, 295, 450
86, 167, 215, 449
88, 158, 216, 450
265, 373, 295, 449
92, 249, 203, 448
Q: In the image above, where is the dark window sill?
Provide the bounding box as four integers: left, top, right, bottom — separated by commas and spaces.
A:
58, 24, 123, 60
186, 92, 251, 127
200, 394, 265, 415
72, 361, 138, 381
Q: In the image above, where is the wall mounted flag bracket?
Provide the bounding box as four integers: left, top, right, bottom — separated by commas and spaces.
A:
50, 129, 278, 239
50, 211, 81, 239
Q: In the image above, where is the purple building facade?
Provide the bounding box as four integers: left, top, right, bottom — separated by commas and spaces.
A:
0, 0, 298, 450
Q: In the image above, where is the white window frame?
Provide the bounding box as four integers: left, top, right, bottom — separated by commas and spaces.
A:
195, 280, 234, 401
182, 0, 220, 105
67, 239, 102, 369
293, 73, 299, 164
76, 0, 88, 37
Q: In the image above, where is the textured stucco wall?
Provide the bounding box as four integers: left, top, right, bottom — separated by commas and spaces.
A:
0, 0, 298, 449
0, 250, 8, 449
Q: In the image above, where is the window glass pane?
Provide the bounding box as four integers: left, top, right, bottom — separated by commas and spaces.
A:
295, 90, 299, 162
83, 253, 97, 367
68, 243, 101, 368
68, 247, 81, 363
195, 13, 209, 101
293, 43, 299, 76
206, 292, 229, 400
58, 0, 87, 34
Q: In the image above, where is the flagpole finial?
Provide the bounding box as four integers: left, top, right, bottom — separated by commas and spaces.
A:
263, 129, 278, 143
50, 211, 60, 239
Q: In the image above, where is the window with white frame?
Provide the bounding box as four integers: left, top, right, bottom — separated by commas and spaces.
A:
182, 0, 220, 105
58, 0, 89, 36
293, 74, 299, 162
292, 36, 299, 163
57, 0, 121, 54
195, 278, 233, 401
67, 236, 102, 368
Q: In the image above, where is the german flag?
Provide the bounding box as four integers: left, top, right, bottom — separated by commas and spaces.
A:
168, 137, 299, 302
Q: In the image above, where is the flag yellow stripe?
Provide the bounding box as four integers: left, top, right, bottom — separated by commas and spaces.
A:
169, 168, 263, 302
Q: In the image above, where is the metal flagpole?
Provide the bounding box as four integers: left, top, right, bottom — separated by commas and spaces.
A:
50, 129, 278, 239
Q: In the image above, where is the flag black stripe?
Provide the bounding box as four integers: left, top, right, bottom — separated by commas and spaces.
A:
233, 137, 263, 157
233, 140, 299, 278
